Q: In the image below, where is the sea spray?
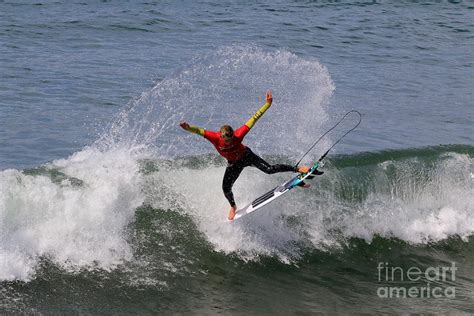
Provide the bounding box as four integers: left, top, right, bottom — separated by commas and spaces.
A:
96, 45, 335, 164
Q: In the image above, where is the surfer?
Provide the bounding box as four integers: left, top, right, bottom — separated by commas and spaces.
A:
179, 90, 310, 220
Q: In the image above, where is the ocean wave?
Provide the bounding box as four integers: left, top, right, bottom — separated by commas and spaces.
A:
0, 147, 144, 281
145, 145, 473, 262
1, 44, 472, 282
0, 141, 472, 282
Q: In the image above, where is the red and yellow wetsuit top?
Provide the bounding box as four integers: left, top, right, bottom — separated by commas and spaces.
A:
185, 101, 272, 162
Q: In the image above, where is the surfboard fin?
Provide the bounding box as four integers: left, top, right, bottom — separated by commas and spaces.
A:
297, 181, 311, 188
312, 169, 324, 176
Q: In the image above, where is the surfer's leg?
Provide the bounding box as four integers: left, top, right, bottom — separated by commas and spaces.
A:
222, 163, 245, 207
247, 150, 296, 174
223, 163, 245, 220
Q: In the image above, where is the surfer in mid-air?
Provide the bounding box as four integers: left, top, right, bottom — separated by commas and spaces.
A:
180, 90, 310, 220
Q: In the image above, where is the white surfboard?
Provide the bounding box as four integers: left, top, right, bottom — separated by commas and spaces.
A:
231, 161, 322, 221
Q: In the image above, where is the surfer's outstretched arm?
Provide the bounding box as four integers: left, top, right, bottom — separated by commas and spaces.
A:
244, 90, 273, 129
180, 122, 205, 137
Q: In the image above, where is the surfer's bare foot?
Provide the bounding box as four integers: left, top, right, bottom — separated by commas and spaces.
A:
228, 206, 237, 220
301, 183, 311, 188
297, 165, 310, 173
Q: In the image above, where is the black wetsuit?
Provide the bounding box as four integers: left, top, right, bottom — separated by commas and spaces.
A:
183, 97, 298, 208
222, 147, 297, 207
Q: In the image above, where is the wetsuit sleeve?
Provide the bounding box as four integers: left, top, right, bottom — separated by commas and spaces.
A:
185, 124, 205, 137
244, 101, 272, 129
204, 130, 220, 142
234, 125, 250, 139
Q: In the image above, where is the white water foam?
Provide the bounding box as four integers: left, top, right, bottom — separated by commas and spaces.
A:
0, 147, 144, 281
147, 152, 473, 263
331, 152, 474, 244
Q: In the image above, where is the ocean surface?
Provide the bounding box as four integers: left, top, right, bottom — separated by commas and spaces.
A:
1, 0, 473, 314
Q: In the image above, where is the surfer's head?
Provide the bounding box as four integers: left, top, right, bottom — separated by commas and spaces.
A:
220, 125, 234, 143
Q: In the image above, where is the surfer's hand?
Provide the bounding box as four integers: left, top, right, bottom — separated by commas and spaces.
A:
180, 121, 190, 130
266, 90, 273, 104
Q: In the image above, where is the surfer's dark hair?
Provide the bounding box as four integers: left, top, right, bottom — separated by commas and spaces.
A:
220, 125, 234, 138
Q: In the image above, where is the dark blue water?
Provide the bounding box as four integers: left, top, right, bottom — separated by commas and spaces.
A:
1, 0, 472, 169
0, 1, 473, 314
